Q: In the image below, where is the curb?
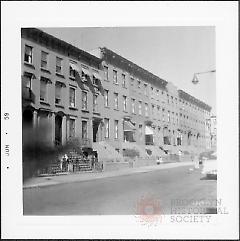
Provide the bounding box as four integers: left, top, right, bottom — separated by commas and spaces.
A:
23, 162, 194, 190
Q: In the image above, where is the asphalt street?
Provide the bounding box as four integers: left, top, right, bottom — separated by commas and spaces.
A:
23, 165, 216, 215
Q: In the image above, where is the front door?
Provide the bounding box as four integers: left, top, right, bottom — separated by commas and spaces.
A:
55, 115, 62, 145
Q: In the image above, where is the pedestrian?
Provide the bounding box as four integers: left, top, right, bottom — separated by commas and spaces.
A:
194, 154, 199, 169
59, 154, 64, 171
63, 154, 70, 172
91, 155, 95, 169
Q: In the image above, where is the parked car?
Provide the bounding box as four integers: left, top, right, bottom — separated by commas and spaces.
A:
201, 151, 217, 178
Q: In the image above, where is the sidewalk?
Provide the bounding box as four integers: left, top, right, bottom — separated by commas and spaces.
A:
23, 161, 194, 189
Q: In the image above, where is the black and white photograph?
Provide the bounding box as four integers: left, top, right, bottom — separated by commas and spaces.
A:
22, 26, 217, 216
1, 1, 239, 240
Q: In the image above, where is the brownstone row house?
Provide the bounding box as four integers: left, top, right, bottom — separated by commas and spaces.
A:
22, 28, 212, 167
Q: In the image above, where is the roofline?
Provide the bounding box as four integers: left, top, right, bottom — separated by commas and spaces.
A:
178, 89, 212, 112
21, 28, 102, 67
100, 47, 168, 90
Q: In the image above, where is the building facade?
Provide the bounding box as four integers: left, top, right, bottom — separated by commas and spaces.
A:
91, 47, 212, 154
22, 28, 212, 162
210, 115, 217, 149
22, 28, 104, 150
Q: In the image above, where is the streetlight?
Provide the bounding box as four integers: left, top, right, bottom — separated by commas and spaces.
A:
192, 70, 216, 84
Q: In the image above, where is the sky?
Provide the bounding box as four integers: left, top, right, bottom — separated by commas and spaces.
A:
41, 27, 216, 115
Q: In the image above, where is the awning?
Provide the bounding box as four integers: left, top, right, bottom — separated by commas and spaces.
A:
124, 120, 136, 132
55, 80, 66, 87
70, 63, 81, 73
145, 126, 154, 135
95, 78, 104, 95
93, 72, 102, 80
82, 67, 91, 77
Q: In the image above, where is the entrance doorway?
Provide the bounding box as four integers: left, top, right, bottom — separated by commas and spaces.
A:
23, 109, 33, 129
55, 115, 62, 145
92, 118, 102, 142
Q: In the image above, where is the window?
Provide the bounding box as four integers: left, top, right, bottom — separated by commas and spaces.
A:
41, 51, 48, 69
114, 120, 118, 139
92, 76, 98, 85
93, 94, 97, 112
69, 62, 76, 78
131, 77, 134, 86
156, 89, 159, 96
82, 91, 88, 110
69, 119, 75, 138
123, 95, 127, 112
113, 70, 118, 84
56, 57, 62, 74
24, 45, 33, 64
104, 118, 109, 138
69, 87, 76, 107
168, 111, 170, 122
104, 66, 108, 80
55, 84, 62, 104
104, 89, 109, 107
138, 101, 142, 115
114, 93, 119, 109
144, 84, 147, 95
145, 103, 149, 117
152, 105, 155, 116
23, 72, 32, 89
131, 98, 136, 114
40, 77, 48, 102
139, 124, 143, 137
122, 74, 126, 88
22, 72, 33, 99
157, 106, 160, 119
82, 120, 88, 139
137, 80, 141, 88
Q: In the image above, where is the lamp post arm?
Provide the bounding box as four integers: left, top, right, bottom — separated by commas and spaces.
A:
195, 70, 216, 75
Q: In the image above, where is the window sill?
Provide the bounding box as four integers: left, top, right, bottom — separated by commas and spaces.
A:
104, 106, 110, 109
56, 73, 65, 78
55, 104, 64, 109
82, 109, 89, 113
113, 82, 119, 85
114, 108, 119, 111
40, 68, 51, 74
123, 110, 128, 113
69, 83, 77, 88
40, 101, 50, 106
93, 111, 100, 115
24, 62, 35, 69
104, 79, 110, 82
69, 106, 78, 110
